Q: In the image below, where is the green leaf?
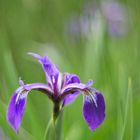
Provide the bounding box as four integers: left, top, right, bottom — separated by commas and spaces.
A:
119, 78, 133, 140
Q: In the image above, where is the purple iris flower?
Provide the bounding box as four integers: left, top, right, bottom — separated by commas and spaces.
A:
101, 1, 127, 36
6, 53, 105, 133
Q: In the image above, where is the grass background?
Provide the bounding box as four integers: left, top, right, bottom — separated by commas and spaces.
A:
0, 0, 140, 139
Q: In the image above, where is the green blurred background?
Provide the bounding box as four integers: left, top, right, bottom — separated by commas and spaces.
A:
0, 0, 139, 139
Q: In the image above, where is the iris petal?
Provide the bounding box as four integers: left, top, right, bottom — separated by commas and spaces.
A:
24, 83, 53, 94
7, 81, 53, 132
28, 52, 59, 88
61, 80, 93, 94
62, 74, 80, 106
7, 89, 28, 132
63, 91, 80, 106
64, 73, 80, 85
83, 91, 105, 131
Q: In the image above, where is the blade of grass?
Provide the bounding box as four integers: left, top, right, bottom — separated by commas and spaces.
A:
120, 78, 133, 140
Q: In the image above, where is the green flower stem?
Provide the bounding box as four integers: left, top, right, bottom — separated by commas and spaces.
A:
53, 102, 61, 123
44, 103, 63, 140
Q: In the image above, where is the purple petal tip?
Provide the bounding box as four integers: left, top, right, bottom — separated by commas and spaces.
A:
83, 92, 105, 131
19, 78, 24, 86
7, 92, 27, 132
28, 52, 43, 61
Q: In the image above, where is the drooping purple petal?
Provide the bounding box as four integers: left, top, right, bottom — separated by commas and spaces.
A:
61, 80, 93, 94
7, 89, 28, 132
62, 74, 81, 106
28, 52, 59, 89
7, 81, 54, 132
24, 82, 53, 98
24, 83, 53, 93
83, 91, 105, 131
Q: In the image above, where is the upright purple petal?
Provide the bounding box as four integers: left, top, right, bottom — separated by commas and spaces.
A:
62, 74, 80, 106
28, 52, 59, 90
83, 91, 105, 131
63, 91, 80, 106
7, 89, 28, 132
64, 73, 80, 85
